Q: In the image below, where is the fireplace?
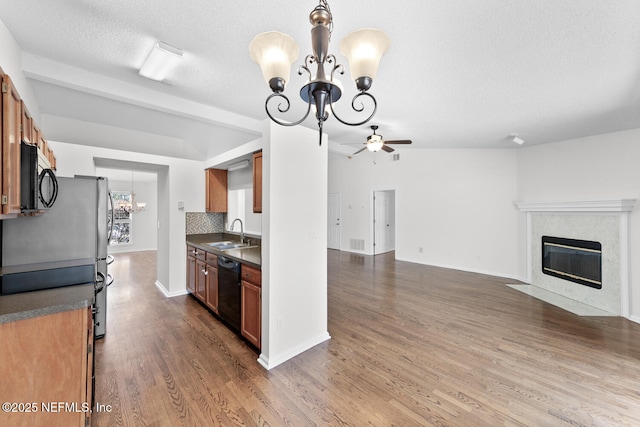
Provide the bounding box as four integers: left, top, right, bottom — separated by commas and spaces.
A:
515, 199, 636, 317
542, 236, 602, 289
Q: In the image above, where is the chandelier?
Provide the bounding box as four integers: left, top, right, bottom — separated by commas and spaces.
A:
249, 0, 390, 145
116, 171, 146, 214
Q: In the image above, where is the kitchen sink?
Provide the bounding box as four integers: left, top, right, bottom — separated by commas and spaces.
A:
206, 241, 234, 248
205, 241, 257, 251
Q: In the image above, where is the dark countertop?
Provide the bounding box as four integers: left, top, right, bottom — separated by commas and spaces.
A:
0, 283, 94, 324
186, 233, 261, 269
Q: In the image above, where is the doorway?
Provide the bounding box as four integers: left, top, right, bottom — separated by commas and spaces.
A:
373, 190, 395, 255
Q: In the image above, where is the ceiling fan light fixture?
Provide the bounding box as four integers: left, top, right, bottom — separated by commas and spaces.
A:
139, 42, 184, 82
367, 133, 384, 152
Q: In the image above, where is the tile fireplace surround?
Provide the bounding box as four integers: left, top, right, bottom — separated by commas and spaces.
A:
516, 199, 636, 318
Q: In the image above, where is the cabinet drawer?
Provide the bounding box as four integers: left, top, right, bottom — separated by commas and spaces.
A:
241, 265, 261, 286
187, 245, 206, 261
206, 252, 218, 266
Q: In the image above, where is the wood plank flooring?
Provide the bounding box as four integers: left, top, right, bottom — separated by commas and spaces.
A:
94, 250, 640, 426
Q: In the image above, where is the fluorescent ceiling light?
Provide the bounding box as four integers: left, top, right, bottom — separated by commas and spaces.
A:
139, 42, 184, 82
227, 159, 250, 171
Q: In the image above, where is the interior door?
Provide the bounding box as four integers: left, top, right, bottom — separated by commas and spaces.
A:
374, 190, 395, 255
327, 192, 340, 250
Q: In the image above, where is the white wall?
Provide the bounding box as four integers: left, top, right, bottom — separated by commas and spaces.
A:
517, 129, 640, 321
259, 121, 330, 369
107, 178, 158, 253
49, 141, 203, 295
227, 163, 261, 235
0, 20, 40, 122
328, 148, 521, 280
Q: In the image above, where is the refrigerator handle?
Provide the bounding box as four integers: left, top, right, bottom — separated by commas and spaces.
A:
107, 191, 115, 242
95, 271, 106, 292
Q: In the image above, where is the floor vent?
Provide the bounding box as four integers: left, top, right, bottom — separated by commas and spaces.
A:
349, 238, 365, 251
392, 153, 400, 161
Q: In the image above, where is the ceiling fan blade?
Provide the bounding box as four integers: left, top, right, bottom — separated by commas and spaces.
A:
352, 146, 368, 155
384, 140, 412, 145
381, 145, 395, 153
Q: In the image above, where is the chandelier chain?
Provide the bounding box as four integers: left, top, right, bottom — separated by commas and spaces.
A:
319, 0, 333, 40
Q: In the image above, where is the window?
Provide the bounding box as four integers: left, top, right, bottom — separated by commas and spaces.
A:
111, 191, 132, 245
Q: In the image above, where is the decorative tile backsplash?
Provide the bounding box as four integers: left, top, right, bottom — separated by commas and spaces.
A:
186, 212, 225, 235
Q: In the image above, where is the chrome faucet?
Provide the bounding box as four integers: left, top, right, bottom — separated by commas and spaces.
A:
230, 218, 244, 244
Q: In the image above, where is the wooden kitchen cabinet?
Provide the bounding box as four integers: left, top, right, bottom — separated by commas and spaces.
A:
186, 245, 197, 294
205, 168, 227, 213
0, 306, 94, 427
241, 264, 261, 349
204, 253, 218, 313
1, 72, 22, 216
20, 100, 33, 145
252, 151, 262, 213
187, 245, 219, 313
1, 69, 56, 219
187, 245, 207, 300
196, 258, 207, 301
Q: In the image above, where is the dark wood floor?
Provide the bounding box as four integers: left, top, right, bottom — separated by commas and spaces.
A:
94, 250, 640, 426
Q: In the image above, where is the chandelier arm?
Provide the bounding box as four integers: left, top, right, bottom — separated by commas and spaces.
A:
265, 92, 312, 127
327, 55, 344, 81
298, 64, 312, 80
329, 91, 378, 127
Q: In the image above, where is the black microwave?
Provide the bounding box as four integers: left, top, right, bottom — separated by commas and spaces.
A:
20, 142, 58, 212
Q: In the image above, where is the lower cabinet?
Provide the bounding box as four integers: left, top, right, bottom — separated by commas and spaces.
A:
186, 246, 218, 313
186, 252, 196, 294
0, 306, 93, 426
186, 244, 261, 350
241, 264, 262, 349
195, 259, 207, 301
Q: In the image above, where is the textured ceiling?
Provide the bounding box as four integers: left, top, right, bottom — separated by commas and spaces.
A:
2, 0, 640, 160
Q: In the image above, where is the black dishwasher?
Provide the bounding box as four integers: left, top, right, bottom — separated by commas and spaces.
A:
217, 256, 242, 333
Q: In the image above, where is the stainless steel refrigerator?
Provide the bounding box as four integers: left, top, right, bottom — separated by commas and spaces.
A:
2, 176, 113, 338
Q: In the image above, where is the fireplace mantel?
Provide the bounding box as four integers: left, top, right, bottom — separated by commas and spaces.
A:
515, 199, 636, 213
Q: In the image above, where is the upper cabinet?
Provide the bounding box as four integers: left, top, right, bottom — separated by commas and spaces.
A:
2, 72, 22, 216
253, 151, 262, 213
20, 100, 33, 145
206, 168, 228, 213
1, 67, 58, 219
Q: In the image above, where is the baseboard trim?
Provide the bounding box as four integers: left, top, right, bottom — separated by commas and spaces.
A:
394, 255, 526, 283
629, 315, 640, 324
258, 331, 331, 370
155, 280, 188, 298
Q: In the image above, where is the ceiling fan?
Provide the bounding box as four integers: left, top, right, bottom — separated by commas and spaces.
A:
351, 125, 412, 156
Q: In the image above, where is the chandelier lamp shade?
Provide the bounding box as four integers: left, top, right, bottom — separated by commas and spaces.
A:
249, 0, 390, 145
